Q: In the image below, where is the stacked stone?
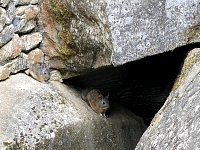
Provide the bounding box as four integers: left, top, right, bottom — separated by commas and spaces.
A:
0, 0, 44, 80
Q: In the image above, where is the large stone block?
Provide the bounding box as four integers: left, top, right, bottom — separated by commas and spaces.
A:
39, 0, 200, 78
107, 0, 200, 65
39, 0, 112, 77
135, 48, 200, 149
0, 73, 146, 149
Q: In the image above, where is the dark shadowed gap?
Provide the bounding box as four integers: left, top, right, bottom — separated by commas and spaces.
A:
63, 43, 200, 125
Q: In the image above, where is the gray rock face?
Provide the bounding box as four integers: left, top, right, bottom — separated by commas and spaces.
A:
14, 5, 39, 33
0, 65, 10, 80
0, 53, 29, 80
0, 7, 6, 32
0, 34, 22, 65
10, 53, 28, 73
0, 0, 44, 81
0, 24, 14, 48
20, 32, 43, 51
19, 20, 36, 33
106, 0, 200, 65
6, 1, 16, 25
39, 0, 200, 77
17, 0, 39, 5
39, 0, 112, 77
0, 0, 10, 7
0, 73, 146, 149
135, 48, 200, 150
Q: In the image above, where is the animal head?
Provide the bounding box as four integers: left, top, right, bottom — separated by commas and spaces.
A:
30, 62, 50, 82
39, 62, 50, 81
98, 92, 109, 109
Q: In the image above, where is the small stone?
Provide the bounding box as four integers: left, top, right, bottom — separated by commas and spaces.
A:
24, 68, 29, 75
48, 56, 66, 69
0, 0, 10, 7
0, 65, 11, 80
19, 20, 36, 33
0, 24, 14, 48
10, 53, 28, 73
0, 7, 6, 32
20, 32, 42, 51
5, 1, 16, 25
13, 18, 36, 33
0, 34, 22, 64
16, 5, 39, 20
13, 17, 26, 33
17, 0, 39, 5
13, 5, 39, 33
50, 70, 63, 82
28, 48, 44, 64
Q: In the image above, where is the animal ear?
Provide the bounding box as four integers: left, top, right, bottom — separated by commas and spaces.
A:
105, 92, 109, 100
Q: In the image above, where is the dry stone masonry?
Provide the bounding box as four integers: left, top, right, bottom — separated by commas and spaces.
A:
0, 0, 44, 81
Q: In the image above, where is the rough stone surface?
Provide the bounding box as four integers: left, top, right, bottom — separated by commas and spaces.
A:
0, 34, 22, 65
0, 52, 28, 80
19, 20, 36, 33
28, 48, 44, 64
0, 7, 6, 32
49, 70, 63, 82
0, 65, 10, 80
20, 32, 43, 51
106, 0, 200, 66
13, 5, 39, 33
5, 1, 16, 25
0, 0, 10, 7
15, 5, 39, 19
0, 24, 14, 48
39, 0, 112, 77
136, 48, 200, 150
38, 0, 200, 78
17, 0, 39, 5
10, 53, 28, 73
0, 0, 48, 81
0, 73, 146, 149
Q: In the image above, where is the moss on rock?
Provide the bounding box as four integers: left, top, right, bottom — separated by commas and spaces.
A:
48, 0, 76, 58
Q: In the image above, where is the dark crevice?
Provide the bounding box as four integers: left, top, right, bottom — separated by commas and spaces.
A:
63, 42, 200, 126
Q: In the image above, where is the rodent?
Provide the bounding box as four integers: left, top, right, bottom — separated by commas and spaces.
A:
29, 61, 50, 82
81, 89, 110, 117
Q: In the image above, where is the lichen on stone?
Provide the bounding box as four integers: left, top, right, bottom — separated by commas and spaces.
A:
48, 0, 76, 58
173, 48, 200, 90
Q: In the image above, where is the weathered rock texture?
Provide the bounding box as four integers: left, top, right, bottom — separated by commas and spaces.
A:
135, 48, 200, 149
107, 0, 200, 65
0, 0, 45, 81
39, 0, 112, 77
38, 0, 200, 77
1, 0, 200, 149
2, 0, 200, 79
0, 73, 146, 149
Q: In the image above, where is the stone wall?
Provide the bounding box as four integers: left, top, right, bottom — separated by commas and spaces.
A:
0, 0, 50, 82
